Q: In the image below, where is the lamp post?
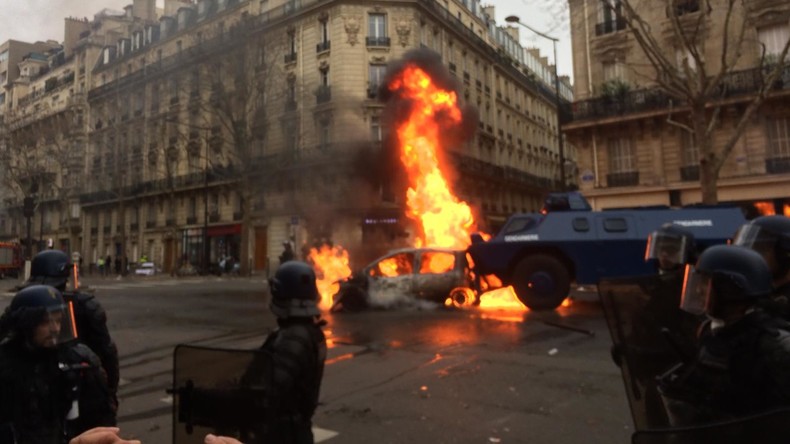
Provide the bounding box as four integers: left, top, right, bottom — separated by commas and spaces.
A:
505, 15, 566, 191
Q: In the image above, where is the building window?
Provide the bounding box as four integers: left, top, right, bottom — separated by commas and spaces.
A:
608, 137, 635, 173
368, 64, 386, 97
318, 119, 330, 150
596, 0, 625, 35
675, 47, 698, 76
602, 60, 625, 81
320, 18, 329, 44
673, 0, 699, 16
758, 24, 790, 58
680, 130, 697, 166
768, 116, 790, 159
367, 13, 389, 46
370, 116, 382, 142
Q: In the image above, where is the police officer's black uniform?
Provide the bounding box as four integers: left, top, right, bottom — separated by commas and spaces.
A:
25, 250, 120, 411
244, 261, 327, 444
0, 285, 114, 444
659, 245, 790, 426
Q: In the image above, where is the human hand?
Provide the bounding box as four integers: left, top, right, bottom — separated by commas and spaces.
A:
69, 427, 141, 444
204, 434, 244, 444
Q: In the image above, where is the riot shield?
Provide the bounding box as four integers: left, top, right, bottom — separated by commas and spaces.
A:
171, 344, 273, 444
631, 407, 790, 444
598, 274, 700, 430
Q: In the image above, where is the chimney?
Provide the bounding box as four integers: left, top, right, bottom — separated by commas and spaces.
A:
133, 0, 157, 22
63, 17, 90, 59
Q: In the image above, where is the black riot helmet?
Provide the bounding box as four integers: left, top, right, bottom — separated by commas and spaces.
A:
733, 215, 790, 279
268, 261, 321, 318
3, 285, 76, 346
645, 223, 697, 272
28, 249, 72, 290
680, 245, 772, 316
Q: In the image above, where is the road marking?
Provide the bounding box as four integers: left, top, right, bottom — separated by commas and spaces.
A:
314, 427, 339, 442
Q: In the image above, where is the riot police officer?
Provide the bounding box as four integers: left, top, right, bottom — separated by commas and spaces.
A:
243, 261, 327, 444
25, 249, 120, 410
645, 223, 698, 274
733, 215, 790, 315
0, 285, 114, 443
659, 245, 790, 425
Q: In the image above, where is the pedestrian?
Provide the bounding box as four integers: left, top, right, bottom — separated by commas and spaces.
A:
22, 250, 121, 418
106, 255, 112, 276
659, 245, 790, 426
241, 261, 327, 443
114, 257, 121, 276
0, 285, 115, 443
733, 215, 790, 317
279, 241, 295, 266
98, 257, 105, 277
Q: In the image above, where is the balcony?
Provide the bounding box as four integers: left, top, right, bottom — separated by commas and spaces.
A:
233, 211, 242, 221
186, 216, 197, 224
166, 219, 175, 227
595, 18, 626, 36
90, 227, 98, 235
146, 221, 156, 229
569, 65, 790, 123
674, 0, 700, 16
316, 85, 331, 104
766, 157, 790, 174
284, 52, 297, 64
103, 226, 111, 234
366, 36, 390, 47
316, 40, 331, 53
606, 171, 640, 187
209, 212, 220, 222
130, 223, 139, 232
680, 165, 699, 182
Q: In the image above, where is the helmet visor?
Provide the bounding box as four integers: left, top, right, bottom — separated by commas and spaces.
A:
645, 231, 688, 269
32, 303, 77, 348
680, 265, 711, 315
733, 224, 777, 258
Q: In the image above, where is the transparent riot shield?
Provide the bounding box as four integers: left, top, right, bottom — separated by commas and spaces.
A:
631, 407, 790, 444
598, 273, 700, 430
171, 344, 273, 444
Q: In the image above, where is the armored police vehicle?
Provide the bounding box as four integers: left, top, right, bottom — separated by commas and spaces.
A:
467, 192, 747, 311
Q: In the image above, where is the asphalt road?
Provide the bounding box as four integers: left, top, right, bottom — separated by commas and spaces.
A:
1, 275, 632, 444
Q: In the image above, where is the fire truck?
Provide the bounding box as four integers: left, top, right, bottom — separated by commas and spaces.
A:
0, 242, 22, 279
467, 192, 748, 310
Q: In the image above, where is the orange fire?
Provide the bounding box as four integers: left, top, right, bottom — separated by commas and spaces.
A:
754, 201, 775, 216
389, 65, 475, 253
387, 64, 528, 310
784, 204, 790, 217
308, 245, 352, 311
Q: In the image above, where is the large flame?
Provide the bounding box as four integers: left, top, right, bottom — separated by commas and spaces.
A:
389, 65, 475, 252
785, 204, 790, 217
308, 245, 352, 311
388, 64, 528, 310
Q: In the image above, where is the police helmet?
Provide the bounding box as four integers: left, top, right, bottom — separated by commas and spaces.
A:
4, 285, 76, 345
28, 249, 72, 289
645, 223, 697, 271
680, 245, 772, 315
268, 261, 321, 318
733, 215, 790, 278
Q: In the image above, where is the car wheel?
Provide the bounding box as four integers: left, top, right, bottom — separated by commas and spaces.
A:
511, 255, 570, 311
447, 287, 475, 307
331, 285, 368, 312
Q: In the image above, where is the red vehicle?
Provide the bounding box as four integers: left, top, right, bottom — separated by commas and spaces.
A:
0, 242, 22, 279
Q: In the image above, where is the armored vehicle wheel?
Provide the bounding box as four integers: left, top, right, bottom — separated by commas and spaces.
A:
447, 287, 475, 308
512, 255, 570, 310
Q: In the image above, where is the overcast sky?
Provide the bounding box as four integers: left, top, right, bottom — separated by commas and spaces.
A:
0, 0, 573, 79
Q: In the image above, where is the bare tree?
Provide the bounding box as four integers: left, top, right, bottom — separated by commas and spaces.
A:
0, 110, 79, 256
175, 17, 290, 275
596, 0, 790, 203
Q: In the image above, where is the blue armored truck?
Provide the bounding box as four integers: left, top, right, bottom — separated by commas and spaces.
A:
466, 192, 747, 310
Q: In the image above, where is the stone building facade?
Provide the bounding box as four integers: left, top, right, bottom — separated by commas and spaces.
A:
565, 0, 790, 214
3, 0, 573, 274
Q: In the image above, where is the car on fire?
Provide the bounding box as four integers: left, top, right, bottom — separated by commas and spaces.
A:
331, 247, 475, 311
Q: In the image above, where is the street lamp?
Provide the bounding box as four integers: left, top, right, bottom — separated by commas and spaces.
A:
505, 15, 566, 191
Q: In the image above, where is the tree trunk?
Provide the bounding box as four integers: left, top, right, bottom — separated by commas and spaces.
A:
692, 103, 719, 205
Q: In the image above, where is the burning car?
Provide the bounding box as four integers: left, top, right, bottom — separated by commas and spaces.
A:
330, 247, 476, 311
